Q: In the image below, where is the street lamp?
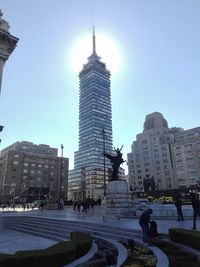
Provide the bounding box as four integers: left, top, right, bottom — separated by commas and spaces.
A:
58, 144, 64, 209
103, 129, 106, 196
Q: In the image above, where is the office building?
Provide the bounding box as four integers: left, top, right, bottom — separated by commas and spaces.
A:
128, 112, 175, 192
173, 127, 200, 188
0, 141, 68, 203
68, 29, 113, 200
128, 112, 200, 192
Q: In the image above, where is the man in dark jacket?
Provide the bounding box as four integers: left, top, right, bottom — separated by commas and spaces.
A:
191, 193, 200, 230
174, 193, 184, 221
139, 208, 153, 243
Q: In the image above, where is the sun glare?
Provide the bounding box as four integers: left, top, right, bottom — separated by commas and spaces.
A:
70, 33, 121, 75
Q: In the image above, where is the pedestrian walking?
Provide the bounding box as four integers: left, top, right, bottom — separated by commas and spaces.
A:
190, 193, 200, 230
139, 208, 153, 243
174, 193, 184, 221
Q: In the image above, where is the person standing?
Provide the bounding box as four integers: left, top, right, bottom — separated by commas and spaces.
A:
139, 208, 153, 243
174, 193, 184, 221
190, 193, 200, 230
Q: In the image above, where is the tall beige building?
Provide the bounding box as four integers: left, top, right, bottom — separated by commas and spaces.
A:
128, 112, 200, 192
0, 141, 68, 203
128, 112, 176, 192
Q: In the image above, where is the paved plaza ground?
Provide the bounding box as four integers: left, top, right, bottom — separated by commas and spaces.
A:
0, 205, 200, 255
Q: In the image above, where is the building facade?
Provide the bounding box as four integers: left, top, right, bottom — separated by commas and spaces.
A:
68, 30, 113, 200
128, 112, 200, 192
173, 127, 200, 188
128, 112, 176, 192
0, 141, 69, 203
0, 10, 19, 94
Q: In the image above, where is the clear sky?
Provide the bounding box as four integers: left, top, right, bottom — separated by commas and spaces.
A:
0, 0, 199, 173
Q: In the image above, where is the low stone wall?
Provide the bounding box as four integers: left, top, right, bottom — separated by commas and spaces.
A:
135, 203, 194, 218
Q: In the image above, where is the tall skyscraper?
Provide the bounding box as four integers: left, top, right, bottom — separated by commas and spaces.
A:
69, 29, 113, 200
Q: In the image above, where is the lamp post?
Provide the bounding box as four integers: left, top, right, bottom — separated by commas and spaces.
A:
103, 129, 106, 196
58, 144, 64, 209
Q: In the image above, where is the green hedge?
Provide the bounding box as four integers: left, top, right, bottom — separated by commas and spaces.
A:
0, 232, 92, 267
169, 228, 200, 251
71, 231, 93, 258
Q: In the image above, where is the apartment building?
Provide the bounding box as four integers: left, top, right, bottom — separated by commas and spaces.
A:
128, 112, 177, 192
0, 141, 68, 203
173, 127, 200, 188
128, 112, 200, 192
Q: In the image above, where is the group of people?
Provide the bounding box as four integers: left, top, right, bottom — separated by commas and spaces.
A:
139, 192, 200, 243
174, 192, 200, 229
73, 198, 97, 213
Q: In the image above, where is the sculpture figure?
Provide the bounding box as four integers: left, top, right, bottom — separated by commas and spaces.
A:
104, 145, 126, 180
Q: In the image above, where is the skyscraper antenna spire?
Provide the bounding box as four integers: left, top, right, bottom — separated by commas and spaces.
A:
93, 26, 96, 53
87, 26, 101, 62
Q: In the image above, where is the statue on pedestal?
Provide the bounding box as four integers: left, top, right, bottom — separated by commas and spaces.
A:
104, 146, 126, 181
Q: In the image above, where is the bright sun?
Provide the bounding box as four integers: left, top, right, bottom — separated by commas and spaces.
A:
70, 32, 121, 75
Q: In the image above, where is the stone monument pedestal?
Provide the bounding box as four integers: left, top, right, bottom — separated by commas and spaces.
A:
106, 180, 133, 216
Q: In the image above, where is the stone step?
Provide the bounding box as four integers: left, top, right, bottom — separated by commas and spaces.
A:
6, 222, 69, 240
4, 216, 143, 241
3, 216, 169, 267
4, 215, 142, 235
27, 216, 143, 235
6, 225, 67, 242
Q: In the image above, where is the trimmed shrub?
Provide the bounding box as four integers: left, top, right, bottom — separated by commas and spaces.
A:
77, 258, 107, 267
14, 244, 76, 267
46, 241, 76, 266
169, 228, 200, 251
0, 254, 17, 267
152, 239, 200, 267
0, 232, 92, 267
71, 231, 93, 258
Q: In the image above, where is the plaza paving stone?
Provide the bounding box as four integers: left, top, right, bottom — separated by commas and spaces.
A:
0, 205, 199, 255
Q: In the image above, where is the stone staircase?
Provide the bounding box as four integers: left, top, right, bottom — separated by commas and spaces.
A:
3, 216, 143, 242
3, 215, 169, 267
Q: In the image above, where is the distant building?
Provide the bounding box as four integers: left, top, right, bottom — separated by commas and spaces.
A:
0, 141, 69, 203
128, 112, 200, 192
68, 29, 114, 201
128, 112, 177, 192
173, 127, 200, 188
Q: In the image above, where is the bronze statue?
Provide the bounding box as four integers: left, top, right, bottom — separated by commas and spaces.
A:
104, 145, 126, 181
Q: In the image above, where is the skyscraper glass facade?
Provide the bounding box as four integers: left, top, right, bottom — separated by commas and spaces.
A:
68, 31, 113, 200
